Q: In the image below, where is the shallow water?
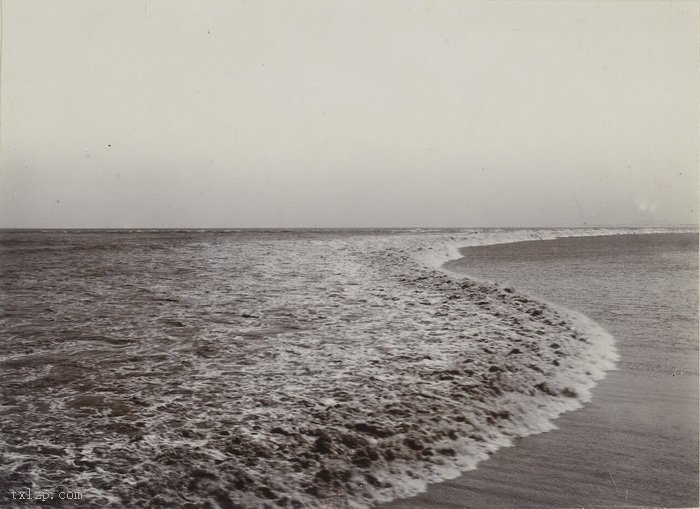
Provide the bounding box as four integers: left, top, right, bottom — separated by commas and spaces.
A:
0, 228, 692, 507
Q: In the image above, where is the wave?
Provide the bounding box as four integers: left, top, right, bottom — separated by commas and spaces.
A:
326, 241, 621, 506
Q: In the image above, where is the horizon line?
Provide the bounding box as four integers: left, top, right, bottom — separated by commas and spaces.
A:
0, 224, 698, 232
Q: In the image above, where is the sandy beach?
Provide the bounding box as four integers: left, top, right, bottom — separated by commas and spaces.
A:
384, 368, 698, 508
383, 233, 699, 508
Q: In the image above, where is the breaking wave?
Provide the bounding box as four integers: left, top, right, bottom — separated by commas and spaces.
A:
1, 228, 686, 507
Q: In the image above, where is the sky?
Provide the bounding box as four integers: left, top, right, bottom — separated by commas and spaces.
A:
1, 0, 698, 228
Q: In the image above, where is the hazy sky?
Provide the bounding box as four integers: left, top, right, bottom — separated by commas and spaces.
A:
1, 0, 698, 228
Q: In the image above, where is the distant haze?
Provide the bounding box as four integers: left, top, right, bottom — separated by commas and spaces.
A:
1, 1, 698, 228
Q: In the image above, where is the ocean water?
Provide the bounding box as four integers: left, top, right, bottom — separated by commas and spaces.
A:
0, 228, 694, 508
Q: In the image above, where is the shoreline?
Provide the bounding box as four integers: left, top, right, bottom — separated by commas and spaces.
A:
382, 231, 699, 508
416, 227, 698, 272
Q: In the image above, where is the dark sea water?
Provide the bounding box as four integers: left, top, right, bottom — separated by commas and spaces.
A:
0, 229, 695, 508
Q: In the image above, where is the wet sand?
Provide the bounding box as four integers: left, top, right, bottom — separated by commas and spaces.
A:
383, 369, 698, 508
382, 234, 699, 508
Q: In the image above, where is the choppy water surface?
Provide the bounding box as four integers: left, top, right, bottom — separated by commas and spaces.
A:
0, 228, 690, 507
